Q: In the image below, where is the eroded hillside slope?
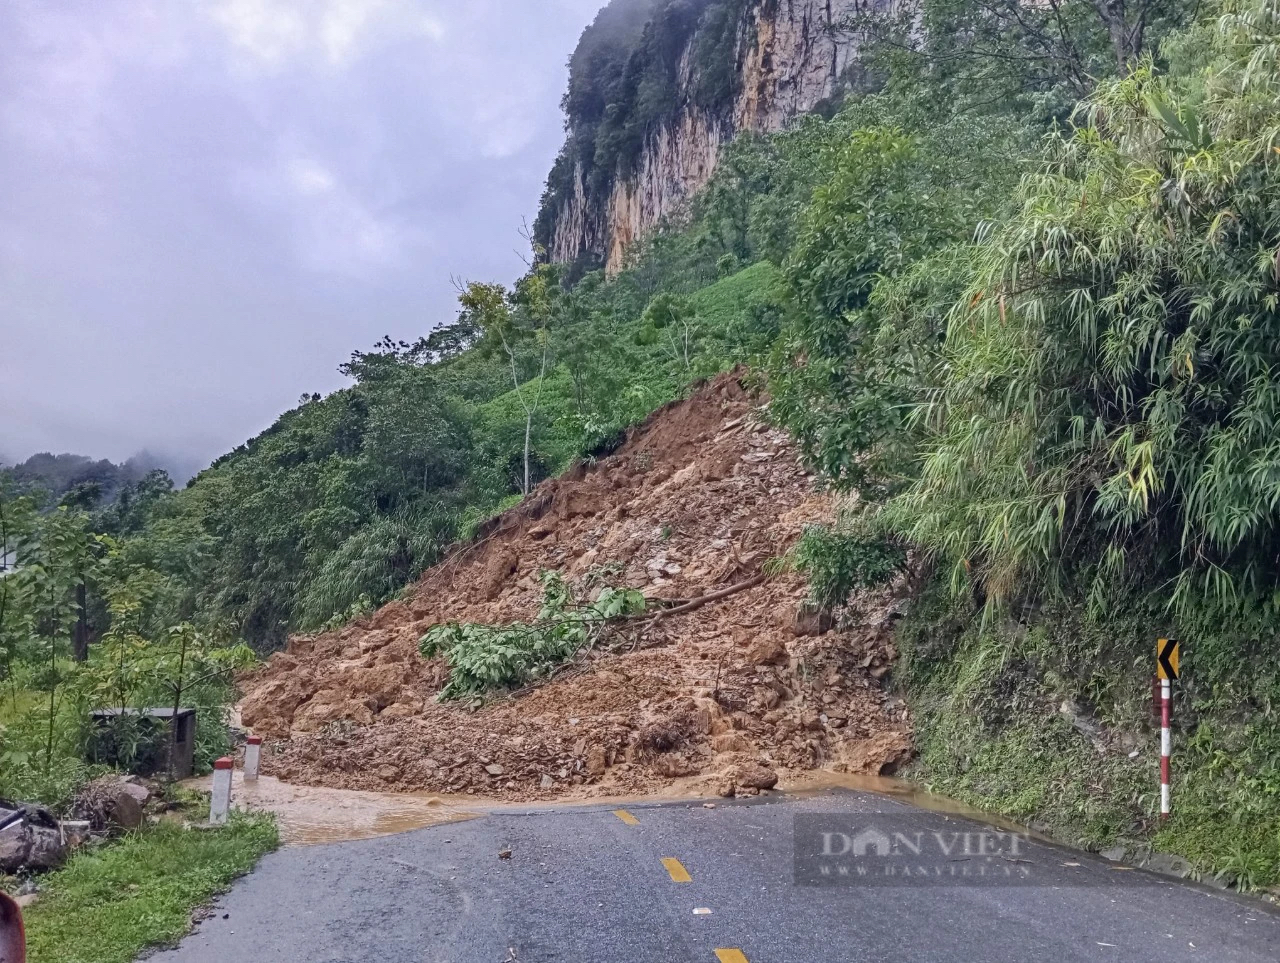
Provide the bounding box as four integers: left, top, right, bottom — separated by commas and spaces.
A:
240, 374, 910, 799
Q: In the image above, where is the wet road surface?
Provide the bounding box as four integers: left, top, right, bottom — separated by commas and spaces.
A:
182, 773, 476, 845
151, 787, 1279, 963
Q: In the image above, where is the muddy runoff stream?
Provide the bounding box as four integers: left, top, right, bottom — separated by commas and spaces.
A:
183, 773, 478, 845
186, 770, 1028, 848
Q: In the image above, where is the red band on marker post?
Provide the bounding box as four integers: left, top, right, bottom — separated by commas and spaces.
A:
1159, 680, 1171, 819
210, 757, 234, 824
246, 736, 262, 746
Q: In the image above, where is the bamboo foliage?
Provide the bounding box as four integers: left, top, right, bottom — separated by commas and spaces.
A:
887, 0, 1280, 616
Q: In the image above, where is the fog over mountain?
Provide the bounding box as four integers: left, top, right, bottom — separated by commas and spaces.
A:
1, 0, 603, 470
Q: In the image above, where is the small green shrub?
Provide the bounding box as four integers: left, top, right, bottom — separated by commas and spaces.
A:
793, 526, 907, 608
318, 595, 375, 633
0, 747, 96, 811
85, 713, 171, 775
420, 571, 645, 699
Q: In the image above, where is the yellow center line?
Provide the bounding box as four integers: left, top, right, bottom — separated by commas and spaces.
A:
613, 809, 639, 825
715, 950, 749, 963
661, 857, 692, 883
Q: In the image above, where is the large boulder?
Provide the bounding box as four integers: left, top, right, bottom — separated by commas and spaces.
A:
290, 690, 377, 733
792, 602, 834, 637
745, 634, 789, 666
73, 775, 152, 832
0, 804, 68, 873
0, 828, 25, 873
708, 757, 780, 798
347, 663, 408, 711
732, 762, 779, 791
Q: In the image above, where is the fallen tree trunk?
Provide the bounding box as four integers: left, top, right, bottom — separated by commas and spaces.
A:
634, 573, 768, 621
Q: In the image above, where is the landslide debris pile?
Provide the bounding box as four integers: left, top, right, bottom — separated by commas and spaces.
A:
240, 374, 911, 799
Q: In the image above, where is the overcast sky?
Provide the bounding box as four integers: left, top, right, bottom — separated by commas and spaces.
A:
0, 0, 603, 474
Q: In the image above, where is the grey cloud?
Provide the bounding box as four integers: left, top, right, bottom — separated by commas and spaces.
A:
0, 0, 601, 469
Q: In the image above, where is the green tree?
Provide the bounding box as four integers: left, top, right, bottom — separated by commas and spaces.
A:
361, 366, 472, 505
847, 0, 1198, 120
887, 0, 1280, 615
136, 623, 254, 781
12, 507, 104, 770
461, 269, 558, 496
770, 113, 1025, 500
88, 561, 164, 714
0, 478, 36, 710
298, 507, 457, 629
94, 469, 175, 538
642, 292, 697, 371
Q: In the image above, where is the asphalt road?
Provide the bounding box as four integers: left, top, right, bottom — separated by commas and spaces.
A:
152, 788, 1279, 963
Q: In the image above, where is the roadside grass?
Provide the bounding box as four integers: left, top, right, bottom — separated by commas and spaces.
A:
895, 583, 1280, 892
909, 691, 1280, 891
22, 812, 278, 963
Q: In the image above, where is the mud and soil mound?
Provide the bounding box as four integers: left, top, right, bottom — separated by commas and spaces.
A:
240, 373, 911, 799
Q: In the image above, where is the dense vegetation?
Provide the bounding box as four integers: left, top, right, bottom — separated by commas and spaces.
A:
0, 482, 254, 806
0, 479, 274, 960
866, 1, 1280, 885
5, 0, 1279, 894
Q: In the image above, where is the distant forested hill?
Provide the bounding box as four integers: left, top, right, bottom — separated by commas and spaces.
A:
7, 452, 147, 505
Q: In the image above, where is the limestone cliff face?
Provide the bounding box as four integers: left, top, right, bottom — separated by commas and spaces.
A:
544, 0, 881, 273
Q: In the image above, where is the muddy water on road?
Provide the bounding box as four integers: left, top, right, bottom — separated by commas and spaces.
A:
185, 769, 1021, 848
778, 770, 1051, 838
781, 770, 987, 812
184, 773, 477, 846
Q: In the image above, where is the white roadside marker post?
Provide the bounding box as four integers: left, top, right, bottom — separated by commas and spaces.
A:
210, 756, 233, 825
1156, 638, 1180, 821
1160, 677, 1171, 820
244, 736, 262, 781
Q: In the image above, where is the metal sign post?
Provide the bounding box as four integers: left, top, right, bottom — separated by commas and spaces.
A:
1156, 638, 1180, 820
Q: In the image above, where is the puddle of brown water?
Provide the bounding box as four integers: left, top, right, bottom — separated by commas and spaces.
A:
778, 770, 1047, 838
183, 773, 477, 846
182, 768, 1028, 848
452, 769, 1027, 832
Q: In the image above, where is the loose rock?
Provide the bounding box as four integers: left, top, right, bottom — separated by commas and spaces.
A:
0, 804, 68, 873
73, 775, 151, 832
238, 374, 912, 802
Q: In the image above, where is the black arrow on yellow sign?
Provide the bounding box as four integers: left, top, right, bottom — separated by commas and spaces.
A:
1157, 638, 1180, 680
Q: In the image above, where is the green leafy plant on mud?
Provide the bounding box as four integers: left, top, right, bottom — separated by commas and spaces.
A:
791, 525, 907, 609
420, 571, 646, 699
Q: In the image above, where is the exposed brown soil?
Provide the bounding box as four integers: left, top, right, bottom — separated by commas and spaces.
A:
240, 373, 911, 800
